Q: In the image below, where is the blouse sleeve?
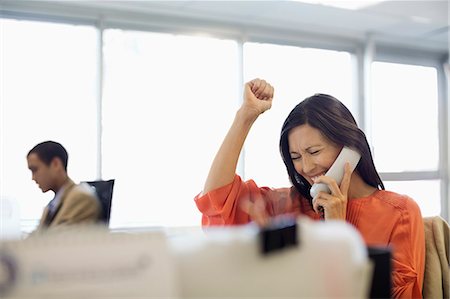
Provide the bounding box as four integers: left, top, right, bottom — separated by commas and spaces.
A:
195, 174, 301, 227
390, 198, 425, 299
194, 175, 270, 226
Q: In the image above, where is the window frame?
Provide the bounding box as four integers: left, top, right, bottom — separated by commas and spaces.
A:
1, 3, 448, 224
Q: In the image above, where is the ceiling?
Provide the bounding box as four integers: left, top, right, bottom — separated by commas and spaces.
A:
1, 0, 449, 53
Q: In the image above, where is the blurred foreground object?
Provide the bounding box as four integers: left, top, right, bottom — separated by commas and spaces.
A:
0, 218, 372, 298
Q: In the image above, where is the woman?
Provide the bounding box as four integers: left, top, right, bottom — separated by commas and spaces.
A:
195, 79, 425, 298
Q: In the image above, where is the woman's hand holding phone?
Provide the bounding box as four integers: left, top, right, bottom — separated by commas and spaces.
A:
311, 162, 353, 220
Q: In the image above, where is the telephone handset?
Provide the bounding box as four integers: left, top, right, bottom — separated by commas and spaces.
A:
310, 146, 361, 198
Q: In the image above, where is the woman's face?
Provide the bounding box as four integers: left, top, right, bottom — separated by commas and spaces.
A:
288, 124, 342, 185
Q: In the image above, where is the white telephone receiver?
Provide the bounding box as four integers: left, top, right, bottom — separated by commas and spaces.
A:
310, 146, 361, 198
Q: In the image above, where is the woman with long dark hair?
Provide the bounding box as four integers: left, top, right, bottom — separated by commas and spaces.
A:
195, 79, 424, 298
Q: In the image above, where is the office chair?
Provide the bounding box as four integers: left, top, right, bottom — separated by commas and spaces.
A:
422, 216, 449, 299
82, 179, 115, 225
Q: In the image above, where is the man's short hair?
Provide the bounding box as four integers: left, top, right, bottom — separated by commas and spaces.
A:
28, 141, 69, 171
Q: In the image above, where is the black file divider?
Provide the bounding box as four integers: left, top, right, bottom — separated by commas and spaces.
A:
367, 246, 392, 299
259, 217, 298, 255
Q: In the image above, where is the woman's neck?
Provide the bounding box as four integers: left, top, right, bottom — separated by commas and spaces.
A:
347, 172, 377, 199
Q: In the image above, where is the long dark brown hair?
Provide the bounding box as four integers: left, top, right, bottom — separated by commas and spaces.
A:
279, 94, 384, 202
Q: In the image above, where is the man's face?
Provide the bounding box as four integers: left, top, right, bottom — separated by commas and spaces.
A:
27, 153, 57, 193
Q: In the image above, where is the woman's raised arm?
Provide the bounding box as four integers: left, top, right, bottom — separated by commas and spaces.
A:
202, 79, 274, 195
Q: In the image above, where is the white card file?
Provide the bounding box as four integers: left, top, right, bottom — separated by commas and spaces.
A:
169, 217, 372, 298
0, 226, 179, 298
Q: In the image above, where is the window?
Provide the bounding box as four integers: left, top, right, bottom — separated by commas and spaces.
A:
102, 30, 239, 228
383, 180, 441, 217
243, 42, 355, 188
371, 62, 439, 172
1, 15, 446, 232
371, 61, 440, 216
0, 19, 98, 231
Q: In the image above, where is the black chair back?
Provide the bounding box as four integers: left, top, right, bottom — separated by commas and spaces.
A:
82, 179, 115, 225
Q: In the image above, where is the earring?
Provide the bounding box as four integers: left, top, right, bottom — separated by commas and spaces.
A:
294, 173, 302, 184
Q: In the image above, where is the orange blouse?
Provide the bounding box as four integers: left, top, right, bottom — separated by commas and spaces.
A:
195, 175, 425, 299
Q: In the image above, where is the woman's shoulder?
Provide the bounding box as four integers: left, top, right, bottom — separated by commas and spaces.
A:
370, 190, 421, 214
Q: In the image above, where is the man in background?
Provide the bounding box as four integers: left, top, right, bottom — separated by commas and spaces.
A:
27, 141, 100, 231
